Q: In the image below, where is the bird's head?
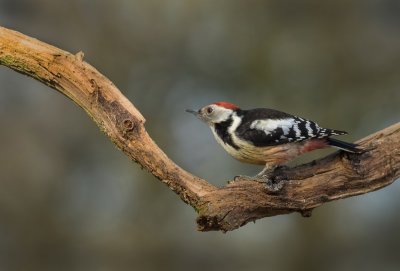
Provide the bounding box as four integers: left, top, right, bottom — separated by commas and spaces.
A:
186, 102, 240, 125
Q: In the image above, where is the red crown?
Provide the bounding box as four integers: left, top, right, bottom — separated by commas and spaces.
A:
213, 102, 240, 110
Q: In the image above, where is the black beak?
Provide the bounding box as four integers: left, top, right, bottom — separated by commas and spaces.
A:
185, 109, 199, 116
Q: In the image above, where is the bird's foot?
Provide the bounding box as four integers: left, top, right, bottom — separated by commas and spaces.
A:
231, 165, 288, 191
249, 176, 284, 192
232, 175, 286, 192
231, 175, 254, 183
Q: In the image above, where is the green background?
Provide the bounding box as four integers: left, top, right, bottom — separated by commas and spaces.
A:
0, 1, 399, 270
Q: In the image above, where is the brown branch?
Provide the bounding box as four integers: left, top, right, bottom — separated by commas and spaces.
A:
1, 26, 399, 232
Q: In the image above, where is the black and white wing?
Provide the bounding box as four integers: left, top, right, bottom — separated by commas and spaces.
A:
235, 108, 346, 147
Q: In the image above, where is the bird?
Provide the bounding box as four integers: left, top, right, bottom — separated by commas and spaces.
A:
186, 101, 360, 190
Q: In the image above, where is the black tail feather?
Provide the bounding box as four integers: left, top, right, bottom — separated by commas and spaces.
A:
327, 138, 361, 153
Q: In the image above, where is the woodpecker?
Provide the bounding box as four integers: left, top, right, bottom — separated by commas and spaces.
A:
186, 102, 360, 189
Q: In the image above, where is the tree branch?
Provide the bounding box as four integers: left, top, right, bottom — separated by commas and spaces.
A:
1, 26, 399, 232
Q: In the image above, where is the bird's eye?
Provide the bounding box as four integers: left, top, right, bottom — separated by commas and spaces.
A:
206, 107, 214, 114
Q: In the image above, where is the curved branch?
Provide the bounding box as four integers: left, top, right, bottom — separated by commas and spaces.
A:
198, 124, 399, 230
1, 26, 399, 232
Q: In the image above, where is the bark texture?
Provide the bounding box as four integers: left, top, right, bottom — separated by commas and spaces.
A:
1, 26, 399, 232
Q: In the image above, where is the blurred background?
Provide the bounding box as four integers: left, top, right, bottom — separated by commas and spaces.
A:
0, 0, 400, 270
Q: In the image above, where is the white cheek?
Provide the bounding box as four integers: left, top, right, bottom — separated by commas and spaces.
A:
212, 110, 232, 123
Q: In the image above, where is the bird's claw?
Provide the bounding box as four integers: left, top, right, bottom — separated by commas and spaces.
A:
233, 175, 254, 182
263, 178, 285, 192
248, 175, 285, 192
231, 175, 285, 192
